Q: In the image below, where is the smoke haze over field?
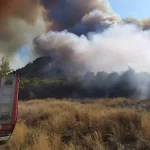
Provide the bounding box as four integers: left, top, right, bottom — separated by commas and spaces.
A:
1, 0, 150, 72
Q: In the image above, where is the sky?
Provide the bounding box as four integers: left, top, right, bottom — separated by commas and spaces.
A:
109, 0, 150, 19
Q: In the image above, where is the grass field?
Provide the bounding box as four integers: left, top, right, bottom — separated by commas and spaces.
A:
3, 98, 150, 150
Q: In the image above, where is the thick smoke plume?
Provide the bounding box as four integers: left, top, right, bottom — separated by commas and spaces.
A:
2, 0, 150, 73
34, 0, 120, 74
35, 23, 150, 73
41, 0, 119, 30
34, 0, 150, 74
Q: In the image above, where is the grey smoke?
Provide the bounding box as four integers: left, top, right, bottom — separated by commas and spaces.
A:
68, 10, 118, 35
42, 0, 119, 30
34, 23, 150, 73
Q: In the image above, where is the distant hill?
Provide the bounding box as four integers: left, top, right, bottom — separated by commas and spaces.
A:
11, 56, 65, 79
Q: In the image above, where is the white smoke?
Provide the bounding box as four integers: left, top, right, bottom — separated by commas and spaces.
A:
36, 23, 150, 73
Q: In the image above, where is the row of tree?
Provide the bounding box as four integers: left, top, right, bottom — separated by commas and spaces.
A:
18, 69, 150, 100
0, 56, 150, 100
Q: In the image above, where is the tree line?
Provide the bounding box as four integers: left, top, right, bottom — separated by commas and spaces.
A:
0, 56, 150, 100
18, 69, 150, 100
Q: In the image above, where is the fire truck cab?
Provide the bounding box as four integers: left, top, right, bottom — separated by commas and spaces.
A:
0, 76, 19, 145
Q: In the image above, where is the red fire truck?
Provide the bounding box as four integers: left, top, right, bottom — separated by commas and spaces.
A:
0, 76, 19, 145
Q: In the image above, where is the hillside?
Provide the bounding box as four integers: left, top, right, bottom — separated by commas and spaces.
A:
4, 98, 150, 150
11, 56, 65, 79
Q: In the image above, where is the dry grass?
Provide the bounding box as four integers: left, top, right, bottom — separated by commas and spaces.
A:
3, 98, 150, 150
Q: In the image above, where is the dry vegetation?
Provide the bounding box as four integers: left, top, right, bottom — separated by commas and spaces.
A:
3, 98, 150, 150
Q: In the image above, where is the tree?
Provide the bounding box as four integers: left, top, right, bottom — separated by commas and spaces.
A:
0, 57, 13, 77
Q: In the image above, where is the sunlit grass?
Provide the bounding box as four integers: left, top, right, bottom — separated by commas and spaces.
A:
3, 98, 150, 150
